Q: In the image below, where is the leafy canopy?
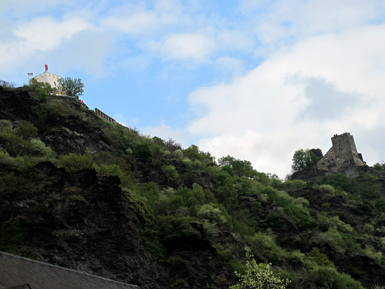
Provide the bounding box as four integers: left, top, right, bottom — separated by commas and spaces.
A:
230, 249, 290, 289
291, 149, 319, 172
59, 77, 84, 98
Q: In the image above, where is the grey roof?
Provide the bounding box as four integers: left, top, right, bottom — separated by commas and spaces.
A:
0, 251, 140, 289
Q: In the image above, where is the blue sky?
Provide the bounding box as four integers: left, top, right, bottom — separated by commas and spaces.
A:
2, 0, 385, 178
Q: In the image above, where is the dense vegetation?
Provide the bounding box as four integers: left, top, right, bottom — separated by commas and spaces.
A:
1, 82, 385, 288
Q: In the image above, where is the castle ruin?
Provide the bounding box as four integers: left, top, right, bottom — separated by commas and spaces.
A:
316, 132, 366, 177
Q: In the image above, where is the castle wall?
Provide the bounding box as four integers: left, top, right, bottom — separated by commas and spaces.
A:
317, 132, 366, 177
33, 72, 61, 90
95, 108, 116, 124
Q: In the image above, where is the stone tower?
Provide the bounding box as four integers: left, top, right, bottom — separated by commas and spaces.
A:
316, 132, 366, 177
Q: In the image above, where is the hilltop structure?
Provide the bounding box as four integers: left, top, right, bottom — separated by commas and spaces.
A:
316, 132, 366, 177
32, 71, 61, 91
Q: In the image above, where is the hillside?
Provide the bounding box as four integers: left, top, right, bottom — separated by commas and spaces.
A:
1, 83, 385, 289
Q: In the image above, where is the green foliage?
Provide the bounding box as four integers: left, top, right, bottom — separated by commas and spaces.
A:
28, 139, 55, 158
283, 179, 306, 191
58, 152, 93, 171
307, 267, 364, 289
158, 216, 201, 244
29, 78, 57, 96
373, 162, 383, 171
47, 99, 70, 121
0, 119, 12, 130
59, 77, 84, 98
197, 204, 227, 224
133, 142, 153, 159
162, 164, 179, 180
94, 163, 134, 188
291, 149, 319, 172
0, 123, 25, 156
219, 155, 255, 177
134, 183, 160, 214
321, 174, 353, 193
217, 181, 239, 208
15, 121, 38, 140
230, 249, 290, 289
306, 247, 335, 268
173, 149, 184, 160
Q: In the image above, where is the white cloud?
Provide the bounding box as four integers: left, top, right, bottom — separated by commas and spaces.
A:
185, 21, 385, 177
0, 15, 93, 74
151, 33, 216, 61
103, 11, 159, 35
102, 1, 181, 36
15, 16, 92, 52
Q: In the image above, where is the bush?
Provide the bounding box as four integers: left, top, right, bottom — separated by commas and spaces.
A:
58, 152, 93, 171
0, 120, 12, 131
197, 204, 227, 224
306, 247, 335, 268
133, 142, 153, 159
158, 216, 201, 244
283, 179, 306, 191
47, 99, 70, 121
230, 249, 290, 289
162, 164, 179, 180
173, 149, 184, 160
373, 162, 383, 171
15, 121, 38, 140
308, 267, 364, 289
28, 139, 55, 158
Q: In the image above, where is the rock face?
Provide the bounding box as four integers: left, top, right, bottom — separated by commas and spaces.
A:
3, 162, 165, 288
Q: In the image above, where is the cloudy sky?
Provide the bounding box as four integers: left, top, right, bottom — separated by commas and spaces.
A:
1, 0, 385, 178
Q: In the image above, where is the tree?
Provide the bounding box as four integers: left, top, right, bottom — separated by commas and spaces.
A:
291, 149, 318, 172
231, 249, 290, 289
59, 77, 84, 99
0, 80, 16, 88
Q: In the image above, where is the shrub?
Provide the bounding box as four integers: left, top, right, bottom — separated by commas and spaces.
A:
373, 163, 383, 171
308, 267, 364, 289
133, 142, 153, 159
306, 247, 335, 268
230, 249, 290, 289
15, 121, 38, 140
47, 99, 70, 121
173, 149, 184, 160
158, 216, 201, 244
162, 164, 179, 180
197, 204, 227, 224
316, 184, 336, 194
58, 152, 93, 171
0, 120, 12, 131
28, 139, 55, 158
0, 128, 25, 156
283, 179, 306, 191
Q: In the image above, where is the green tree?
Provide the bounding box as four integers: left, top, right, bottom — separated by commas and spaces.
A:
59, 77, 84, 99
231, 249, 290, 289
291, 149, 318, 172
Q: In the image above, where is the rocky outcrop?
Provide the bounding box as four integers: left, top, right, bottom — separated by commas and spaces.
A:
2, 162, 165, 288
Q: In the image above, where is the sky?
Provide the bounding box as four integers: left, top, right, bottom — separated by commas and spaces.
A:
1, 0, 385, 178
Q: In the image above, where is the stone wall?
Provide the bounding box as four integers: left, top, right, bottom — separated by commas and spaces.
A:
317, 132, 366, 177
95, 108, 116, 124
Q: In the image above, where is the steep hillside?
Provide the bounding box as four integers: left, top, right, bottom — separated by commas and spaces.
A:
1, 84, 385, 289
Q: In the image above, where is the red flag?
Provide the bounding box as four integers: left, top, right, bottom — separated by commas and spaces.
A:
45, 64, 48, 72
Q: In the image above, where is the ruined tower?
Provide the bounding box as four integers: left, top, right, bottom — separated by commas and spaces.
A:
316, 132, 366, 177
